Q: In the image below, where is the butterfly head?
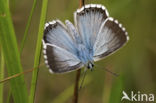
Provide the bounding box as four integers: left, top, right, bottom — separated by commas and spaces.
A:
87, 61, 94, 70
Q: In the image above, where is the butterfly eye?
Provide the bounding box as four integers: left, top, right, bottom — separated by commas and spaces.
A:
87, 62, 94, 69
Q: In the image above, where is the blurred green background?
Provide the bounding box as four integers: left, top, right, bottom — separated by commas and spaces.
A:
3, 0, 156, 102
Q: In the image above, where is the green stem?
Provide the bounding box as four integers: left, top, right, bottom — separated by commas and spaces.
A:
0, 0, 28, 103
6, 88, 11, 103
20, 0, 37, 54
28, 0, 48, 102
0, 51, 4, 103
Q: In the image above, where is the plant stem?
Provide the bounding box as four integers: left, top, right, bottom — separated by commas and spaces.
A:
79, 0, 84, 8
0, 51, 4, 103
72, 69, 81, 103
72, 1, 84, 103
20, 0, 37, 55
28, 0, 48, 102
0, 0, 28, 102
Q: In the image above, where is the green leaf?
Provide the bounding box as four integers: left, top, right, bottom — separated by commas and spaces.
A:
0, 0, 28, 103
28, 0, 48, 102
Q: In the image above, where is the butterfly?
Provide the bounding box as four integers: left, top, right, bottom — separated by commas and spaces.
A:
42, 4, 129, 73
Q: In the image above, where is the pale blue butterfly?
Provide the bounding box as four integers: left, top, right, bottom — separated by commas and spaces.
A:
42, 4, 129, 73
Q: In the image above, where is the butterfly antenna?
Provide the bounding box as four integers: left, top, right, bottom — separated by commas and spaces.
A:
96, 65, 119, 77
103, 67, 119, 77
79, 68, 87, 90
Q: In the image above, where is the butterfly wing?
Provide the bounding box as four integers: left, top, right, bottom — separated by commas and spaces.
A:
43, 43, 83, 73
44, 20, 77, 55
74, 4, 109, 50
43, 20, 83, 73
93, 17, 129, 61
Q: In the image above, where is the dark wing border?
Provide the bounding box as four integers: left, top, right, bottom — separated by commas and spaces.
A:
42, 41, 83, 74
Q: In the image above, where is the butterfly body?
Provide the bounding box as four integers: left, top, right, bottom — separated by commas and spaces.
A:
76, 43, 94, 66
43, 4, 129, 73
65, 20, 94, 67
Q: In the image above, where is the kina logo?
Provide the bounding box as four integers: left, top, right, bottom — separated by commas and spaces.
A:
121, 91, 155, 102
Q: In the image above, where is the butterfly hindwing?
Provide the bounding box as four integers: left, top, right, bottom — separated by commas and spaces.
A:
43, 43, 83, 73
93, 17, 129, 61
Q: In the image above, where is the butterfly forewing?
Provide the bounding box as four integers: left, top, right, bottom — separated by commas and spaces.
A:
44, 20, 77, 55
74, 4, 109, 49
93, 17, 129, 61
